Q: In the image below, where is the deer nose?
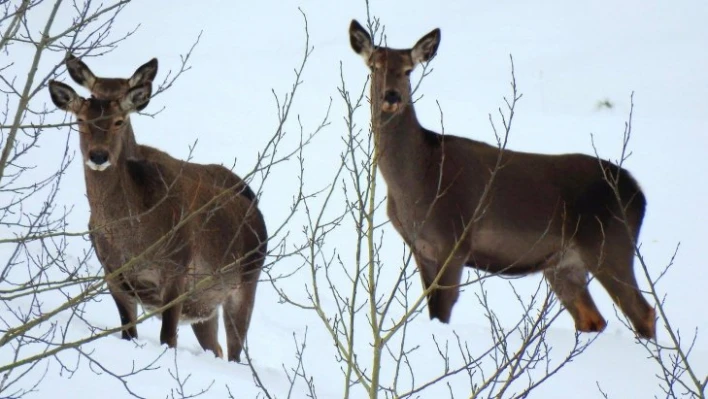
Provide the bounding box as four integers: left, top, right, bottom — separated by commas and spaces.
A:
383, 90, 401, 104
89, 150, 109, 165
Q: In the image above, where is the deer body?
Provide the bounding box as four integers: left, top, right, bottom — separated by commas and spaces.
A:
350, 20, 655, 339
384, 125, 637, 270
50, 58, 266, 362
87, 145, 263, 322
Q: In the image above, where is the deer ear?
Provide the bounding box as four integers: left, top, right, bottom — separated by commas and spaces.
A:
349, 20, 374, 61
411, 28, 441, 64
49, 80, 82, 113
65, 53, 97, 89
129, 58, 158, 88
120, 82, 152, 112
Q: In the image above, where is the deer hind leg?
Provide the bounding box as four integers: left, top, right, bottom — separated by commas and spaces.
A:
191, 311, 223, 358
543, 250, 606, 333
107, 281, 138, 339
579, 230, 656, 339
415, 252, 465, 324
222, 279, 257, 362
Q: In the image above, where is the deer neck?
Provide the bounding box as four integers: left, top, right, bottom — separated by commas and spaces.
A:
83, 137, 143, 224
372, 104, 432, 185
121, 120, 140, 159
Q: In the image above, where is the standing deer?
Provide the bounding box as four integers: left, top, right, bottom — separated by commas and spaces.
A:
48, 73, 267, 362
349, 20, 655, 339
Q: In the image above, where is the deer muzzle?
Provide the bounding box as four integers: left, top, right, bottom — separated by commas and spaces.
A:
381, 90, 402, 113
86, 149, 111, 171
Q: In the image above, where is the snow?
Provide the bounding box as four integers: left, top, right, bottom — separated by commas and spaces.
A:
2, 0, 707, 398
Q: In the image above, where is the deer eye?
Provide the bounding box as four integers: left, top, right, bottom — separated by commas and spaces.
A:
77, 118, 85, 123
114, 119, 124, 127
404, 68, 413, 76
369, 61, 384, 71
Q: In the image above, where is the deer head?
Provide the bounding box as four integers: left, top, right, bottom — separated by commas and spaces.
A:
65, 53, 158, 100
349, 20, 440, 114
48, 80, 152, 172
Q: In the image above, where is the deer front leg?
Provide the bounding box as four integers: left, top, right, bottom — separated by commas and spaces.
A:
413, 237, 467, 324
107, 281, 138, 339
160, 275, 186, 348
92, 230, 138, 339
415, 252, 466, 323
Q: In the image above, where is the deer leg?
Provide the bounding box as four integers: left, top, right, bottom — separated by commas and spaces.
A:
92, 231, 138, 339
543, 263, 606, 333
580, 234, 656, 339
160, 276, 186, 348
107, 281, 138, 339
222, 279, 257, 362
414, 252, 465, 323
191, 311, 223, 358
414, 253, 438, 319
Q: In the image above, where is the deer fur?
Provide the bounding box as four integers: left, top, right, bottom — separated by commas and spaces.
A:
49, 74, 267, 361
349, 19, 655, 339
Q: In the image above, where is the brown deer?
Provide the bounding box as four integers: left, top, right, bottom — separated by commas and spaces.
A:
64, 54, 257, 200
48, 75, 267, 361
349, 20, 655, 339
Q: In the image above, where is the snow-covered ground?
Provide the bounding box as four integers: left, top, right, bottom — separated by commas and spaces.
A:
2, 0, 707, 398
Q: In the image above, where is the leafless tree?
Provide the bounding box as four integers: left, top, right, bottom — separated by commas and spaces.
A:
0, 2, 149, 396
264, 13, 597, 398
1, 3, 320, 398
594, 94, 707, 399
3, 2, 703, 398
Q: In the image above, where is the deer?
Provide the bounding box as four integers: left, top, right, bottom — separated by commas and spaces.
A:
48, 72, 267, 362
63, 54, 258, 200
348, 20, 656, 339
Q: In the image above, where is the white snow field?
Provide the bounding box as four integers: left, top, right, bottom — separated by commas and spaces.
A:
1, 0, 707, 398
